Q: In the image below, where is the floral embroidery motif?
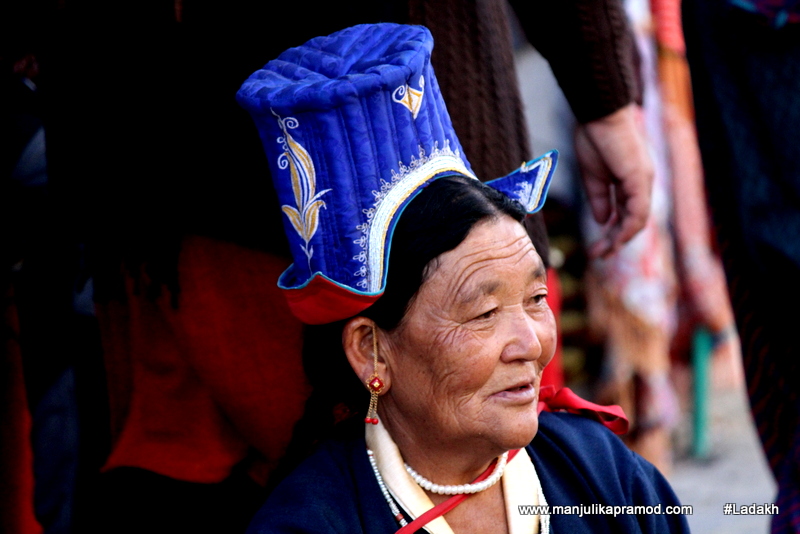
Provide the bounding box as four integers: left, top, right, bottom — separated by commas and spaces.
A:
274, 112, 331, 268
392, 76, 425, 118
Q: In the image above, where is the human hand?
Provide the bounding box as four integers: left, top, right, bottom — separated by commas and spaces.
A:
574, 103, 654, 258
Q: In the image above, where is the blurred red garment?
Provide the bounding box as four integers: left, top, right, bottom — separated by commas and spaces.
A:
1, 286, 43, 534
540, 267, 564, 390
97, 236, 308, 485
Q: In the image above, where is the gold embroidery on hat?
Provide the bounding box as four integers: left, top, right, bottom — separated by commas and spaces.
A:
392, 76, 425, 119
274, 112, 331, 269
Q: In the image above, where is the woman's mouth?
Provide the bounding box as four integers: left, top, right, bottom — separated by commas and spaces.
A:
492, 382, 537, 403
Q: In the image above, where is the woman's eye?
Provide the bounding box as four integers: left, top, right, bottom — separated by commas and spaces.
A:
474, 308, 497, 321
529, 293, 547, 305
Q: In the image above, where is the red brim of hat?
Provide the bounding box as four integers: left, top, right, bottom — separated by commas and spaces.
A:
283, 275, 381, 325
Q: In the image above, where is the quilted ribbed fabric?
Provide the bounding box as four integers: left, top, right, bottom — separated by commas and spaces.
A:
237, 23, 556, 324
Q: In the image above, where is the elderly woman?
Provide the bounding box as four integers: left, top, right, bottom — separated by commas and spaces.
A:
237, 23, 689, 534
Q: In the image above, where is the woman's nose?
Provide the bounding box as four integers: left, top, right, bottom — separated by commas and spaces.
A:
500, 309, 543, 363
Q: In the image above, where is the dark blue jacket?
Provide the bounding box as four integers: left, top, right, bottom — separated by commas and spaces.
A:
247, 412, 691, 533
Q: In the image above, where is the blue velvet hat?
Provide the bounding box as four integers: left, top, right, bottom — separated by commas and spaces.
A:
237, 23, 556, 324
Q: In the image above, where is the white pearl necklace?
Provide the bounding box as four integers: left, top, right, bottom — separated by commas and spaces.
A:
404, 451, 509, 495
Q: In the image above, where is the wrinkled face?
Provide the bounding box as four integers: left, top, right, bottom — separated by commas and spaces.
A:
382, 215, 556, 456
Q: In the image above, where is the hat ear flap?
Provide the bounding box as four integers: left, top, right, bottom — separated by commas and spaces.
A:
484, 150, 558, 214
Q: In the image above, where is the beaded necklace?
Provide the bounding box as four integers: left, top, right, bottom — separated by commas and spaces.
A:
404, 452, 509, 495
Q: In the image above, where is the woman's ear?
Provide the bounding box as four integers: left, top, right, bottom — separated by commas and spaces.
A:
343, 317, 391, 393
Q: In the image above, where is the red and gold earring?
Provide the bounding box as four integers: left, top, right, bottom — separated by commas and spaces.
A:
365, 324, 384, 425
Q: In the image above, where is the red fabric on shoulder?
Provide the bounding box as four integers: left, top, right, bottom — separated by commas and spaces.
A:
538, 385, 629, 435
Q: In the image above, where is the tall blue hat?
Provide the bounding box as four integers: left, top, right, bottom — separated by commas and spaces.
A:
237, 23, 556, 324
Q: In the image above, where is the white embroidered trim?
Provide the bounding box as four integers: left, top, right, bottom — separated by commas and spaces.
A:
351, 142, 475, 292
514, 156, 552, 213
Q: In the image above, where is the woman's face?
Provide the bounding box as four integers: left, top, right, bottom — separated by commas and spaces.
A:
382, 215, 556, 457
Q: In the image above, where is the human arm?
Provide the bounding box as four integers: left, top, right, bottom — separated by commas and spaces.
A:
509, 0, 654, 257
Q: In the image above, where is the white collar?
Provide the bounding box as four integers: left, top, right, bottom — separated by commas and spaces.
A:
365, 422, 544, 534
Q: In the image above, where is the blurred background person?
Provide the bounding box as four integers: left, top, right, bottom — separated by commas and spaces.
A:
683, 0, 800, 531
583, 0, 740, 474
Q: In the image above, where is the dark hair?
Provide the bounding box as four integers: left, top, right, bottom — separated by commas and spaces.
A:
268, 175, 528, 489
362, 175, 527, 330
